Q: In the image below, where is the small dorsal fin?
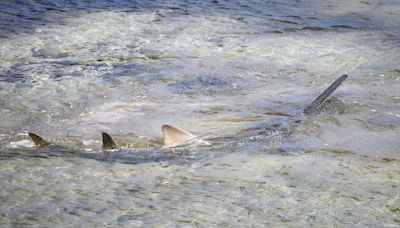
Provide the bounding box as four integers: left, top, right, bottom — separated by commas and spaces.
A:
102, 132, 117, 149
28, 132, 50, 147
162, 124, 196, 148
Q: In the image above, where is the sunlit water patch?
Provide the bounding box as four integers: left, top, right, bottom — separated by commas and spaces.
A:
0, 0, 399, 226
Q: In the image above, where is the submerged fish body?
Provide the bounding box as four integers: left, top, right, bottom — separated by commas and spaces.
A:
4, 75, 348, 162
8, 126, 194, 163
202, 75, 349, 149
2, 132, 168, 164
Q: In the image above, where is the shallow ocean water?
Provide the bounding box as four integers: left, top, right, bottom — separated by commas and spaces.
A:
0, 0, 399, 227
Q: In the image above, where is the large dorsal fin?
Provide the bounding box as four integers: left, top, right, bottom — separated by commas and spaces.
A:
28, 132, 50, 147
304, 75, 348, 114
102, 132, 117, 150
162, 124, 196, 148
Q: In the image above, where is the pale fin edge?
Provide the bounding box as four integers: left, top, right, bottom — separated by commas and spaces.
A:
162, 124, 196, 148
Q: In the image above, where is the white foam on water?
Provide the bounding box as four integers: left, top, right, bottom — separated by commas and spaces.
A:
7, 140, 35, 149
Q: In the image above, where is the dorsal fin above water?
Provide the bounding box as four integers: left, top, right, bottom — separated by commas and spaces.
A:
162, 124, 196, 148
102, 132, 117, 150
28, 132, 50, 147
304, 75, 348, 115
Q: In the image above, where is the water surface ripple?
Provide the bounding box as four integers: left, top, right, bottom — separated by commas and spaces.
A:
0, 0, 399, 227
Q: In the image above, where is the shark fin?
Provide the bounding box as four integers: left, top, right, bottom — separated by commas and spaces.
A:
162, 124, 196, 148
304, 75, 348, 114
102, 132, 117, 150
28, 132, 50, 147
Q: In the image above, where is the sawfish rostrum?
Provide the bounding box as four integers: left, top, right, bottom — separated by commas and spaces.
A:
304, 75, 348, 115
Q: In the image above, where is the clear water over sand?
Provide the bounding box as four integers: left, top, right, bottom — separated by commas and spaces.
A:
0, 0, 399, 226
